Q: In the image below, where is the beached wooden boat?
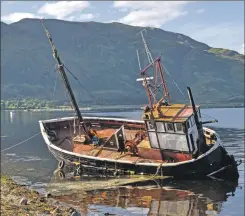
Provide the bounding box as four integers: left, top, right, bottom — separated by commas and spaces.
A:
39, 21, 241, 180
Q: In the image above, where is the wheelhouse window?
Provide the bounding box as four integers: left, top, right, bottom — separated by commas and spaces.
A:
146, 120, 155, 131
148, 132, 159, 148
175, 123, 184, 133
156, 122, 165, 132
166, 122, 174, 132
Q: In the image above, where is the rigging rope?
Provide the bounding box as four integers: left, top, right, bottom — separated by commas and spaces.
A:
139, 30, 188, 103
158, 55, 218, 121
64, 65, 104, 106
200, 112, 218, 122
160, 61, 188, 102
1, 132, 41, 153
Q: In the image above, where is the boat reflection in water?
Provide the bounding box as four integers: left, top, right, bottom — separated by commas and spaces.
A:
52, 172, 239, 216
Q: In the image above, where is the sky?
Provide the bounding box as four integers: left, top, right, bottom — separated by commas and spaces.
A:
1, 1, 244, 54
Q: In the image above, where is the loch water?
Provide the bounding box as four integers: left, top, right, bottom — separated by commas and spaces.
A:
1, 108, 244, 216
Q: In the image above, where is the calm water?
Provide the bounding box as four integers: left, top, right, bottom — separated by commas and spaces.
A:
1, 108, 244, 216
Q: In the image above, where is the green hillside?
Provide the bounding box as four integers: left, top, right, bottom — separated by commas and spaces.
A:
1, 19, 244, 107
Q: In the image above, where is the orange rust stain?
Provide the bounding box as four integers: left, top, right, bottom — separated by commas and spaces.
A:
96, 150, 120, 159
176, 190, 191, 198
138, 147, 163, 161
96, 129, 116, 138
163, 151, 192, 162
101, 192, 107, 199
73, 143, 95, 154
178, 107, 194, 118
73, 143, 191, 163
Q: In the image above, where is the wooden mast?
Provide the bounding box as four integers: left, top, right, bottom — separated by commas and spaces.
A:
41, 20, 88, 134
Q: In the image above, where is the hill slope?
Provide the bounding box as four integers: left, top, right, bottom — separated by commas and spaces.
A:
1, 19, 244, 106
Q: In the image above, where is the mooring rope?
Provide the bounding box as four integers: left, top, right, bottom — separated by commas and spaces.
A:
1, 132, 41, 153
151, 163, 163, 178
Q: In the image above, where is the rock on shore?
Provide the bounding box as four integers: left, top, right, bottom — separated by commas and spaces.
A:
1, 175, 78, 216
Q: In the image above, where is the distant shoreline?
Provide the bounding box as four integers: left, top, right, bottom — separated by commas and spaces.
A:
2, 104, 244, 112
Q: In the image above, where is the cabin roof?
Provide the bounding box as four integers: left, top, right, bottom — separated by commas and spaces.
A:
143, 103, 200, 123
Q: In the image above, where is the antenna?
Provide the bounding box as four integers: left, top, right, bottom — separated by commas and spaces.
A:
136, 49, 142, 70
137, 29, 154, 64
136, 29, 171, 108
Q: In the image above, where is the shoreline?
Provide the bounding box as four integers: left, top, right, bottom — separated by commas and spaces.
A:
2, 106, 143, 112
2, 105, 244, 112
0, 175, 78, 216
1, 174, 167, 215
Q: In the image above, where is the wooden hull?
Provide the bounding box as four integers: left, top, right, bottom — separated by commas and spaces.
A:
39, 116, 240, 180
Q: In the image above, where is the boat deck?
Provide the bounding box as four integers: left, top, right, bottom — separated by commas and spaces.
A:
73, 141, 163, 164
67, 120, 216, 165
72, 128, 191, 164
73, 143, 164, 164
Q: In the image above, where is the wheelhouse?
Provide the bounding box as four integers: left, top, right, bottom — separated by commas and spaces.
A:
143, 102, 202, 159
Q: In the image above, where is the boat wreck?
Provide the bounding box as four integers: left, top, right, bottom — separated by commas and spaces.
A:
39, 21, 241, 180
